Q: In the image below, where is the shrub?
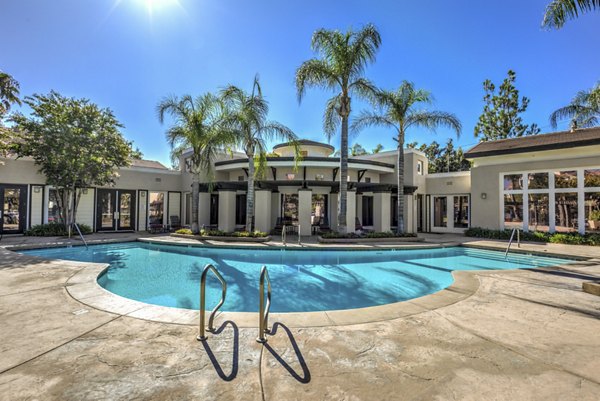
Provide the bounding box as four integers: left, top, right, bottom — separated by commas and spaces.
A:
198, 229, 268, 238
24, 223, 92, 237
175, 228, 193, 235
589, 210, 600, 221
321, 231, 417, 239
465, 227, 600, 246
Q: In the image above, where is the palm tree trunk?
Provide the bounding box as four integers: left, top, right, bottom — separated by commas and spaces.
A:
338, 114, 349, 234
246, 155, 255, 232
191, 177, 200, 234
396, 134, 405, 234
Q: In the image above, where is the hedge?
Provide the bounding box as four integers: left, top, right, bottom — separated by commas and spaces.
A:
24, 223, 92, 237
465, 227, 600, 246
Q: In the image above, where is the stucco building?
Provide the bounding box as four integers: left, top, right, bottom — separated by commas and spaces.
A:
1, 127, 599, 236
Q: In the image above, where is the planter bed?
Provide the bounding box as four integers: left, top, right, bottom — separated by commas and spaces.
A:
318, 236, 424, 244
170, 233, 271, 242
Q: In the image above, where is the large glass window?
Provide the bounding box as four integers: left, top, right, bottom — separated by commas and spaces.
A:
281, 194, 299, 224
362, 196, 374, 226
48, 188, 62, 223
584, 169, 600, 188
453, 196, 469, 228
504, 194, 523, 229
528, 172, 549, 189
210, 194, 219, 226
391, 196, 398, 227
555, 193, 578, 232
528, 193, 549, 232
584, 192, 600, 232
504, 174, 523, 190
235, 194, 246, 225
433, 196, 447, 227
311, 194, 327, 226
148, 192, 164, 225
554, 171, 577, 189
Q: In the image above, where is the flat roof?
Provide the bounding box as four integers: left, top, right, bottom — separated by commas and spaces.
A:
464, 127, 600, 158
272, 139, 335, 152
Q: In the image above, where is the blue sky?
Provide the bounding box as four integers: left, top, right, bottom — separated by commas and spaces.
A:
1, 0, 598, 166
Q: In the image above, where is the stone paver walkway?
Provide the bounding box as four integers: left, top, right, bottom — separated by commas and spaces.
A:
0, 234, 599, 400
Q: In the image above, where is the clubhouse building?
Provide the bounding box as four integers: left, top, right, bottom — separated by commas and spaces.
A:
1, 127, 599, 237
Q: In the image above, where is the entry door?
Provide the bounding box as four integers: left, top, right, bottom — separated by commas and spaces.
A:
0, 184, 27, 234
96, 189, 136, 231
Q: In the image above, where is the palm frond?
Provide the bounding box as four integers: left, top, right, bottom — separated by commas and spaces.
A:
323, 95, 342, 140
542, 0, 600, 29
295, 59, 340, 103
407, 110, 462, 137
350, 110, 397, 134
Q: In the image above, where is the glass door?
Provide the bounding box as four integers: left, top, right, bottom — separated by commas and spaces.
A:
96, 189, 136, 231
0, 185, 27, 234
117, 190, 136, 230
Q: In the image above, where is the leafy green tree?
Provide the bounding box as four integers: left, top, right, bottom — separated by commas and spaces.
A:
10, 91, 139, 235
550, 82, 600, 129
352, 82, 461, 233
350, 143, 368, 156
372, 143, 384, 153
408, 140, 470, 173
296, 24, 381, 233
157, 93, 233, 234
474, 70, 540, 141
221, 76, 298, 232
542, 0, 599, 29
0, 71, 21, 156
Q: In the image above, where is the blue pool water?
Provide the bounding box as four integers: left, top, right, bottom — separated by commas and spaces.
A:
21, 243, 573, 312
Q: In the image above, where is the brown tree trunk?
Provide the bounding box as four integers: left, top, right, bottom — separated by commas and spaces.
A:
396, 132, 405, 234
246, 153, 255, 232
191, 177, 200, 234
337, 96, 350, 234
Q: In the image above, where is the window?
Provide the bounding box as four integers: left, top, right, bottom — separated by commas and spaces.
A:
555, 193, 578, 232
584, 169, 600, 188
504, 174, 523, 190
148, 192, 164, 225
300, 150, 308, 157
364, 177, 371, 183
453, 196, 469, 228
528, 173, 549, 189
48, 188, 62, 223
210, 194, 219, 226
362, 196, 374, 226
391, 196, 398, 227
555, 171, 577, 189
433, 196, 447, 227
417, 160, 424, 175
235, 194, 246, 225
504, 194, 523, 229
281, 194, 299, 224
585, 192, 600, 232
528, 193, 549, 232
238, 175, 245, 181
311, 194, 328, 226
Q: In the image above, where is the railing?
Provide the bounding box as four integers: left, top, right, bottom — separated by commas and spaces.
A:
297, 224, 301, 245
72, 223, 88, 250
504, 227, 521, 258
256, 265, 272, 343
197, 264, 227, 341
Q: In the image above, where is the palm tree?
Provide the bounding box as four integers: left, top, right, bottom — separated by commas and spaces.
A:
352, 82, 462, 233
0, 71, 21, 117
221, 76, 298, 232
295, 24, 381, 233
542, 0, 599, 29
157, 93, 232, 234
550, 83, 600, 129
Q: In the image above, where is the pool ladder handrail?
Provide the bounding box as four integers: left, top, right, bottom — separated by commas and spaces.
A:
504, 227, 521, 258
197, 264, 227, 341
73, 223, 88, 250
257, 265, 272, 343
282, 224, 286, 246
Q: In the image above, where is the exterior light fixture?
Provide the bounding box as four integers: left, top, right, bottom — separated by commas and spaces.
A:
481, 192, 487, 199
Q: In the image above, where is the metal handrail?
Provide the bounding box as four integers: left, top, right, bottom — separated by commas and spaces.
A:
197, 264, 227, 341
256, 265, 272, 343
73, 223, 88, 250
504, 227, 521, 258
282, 224, 287, 246
297, 224, 301, 245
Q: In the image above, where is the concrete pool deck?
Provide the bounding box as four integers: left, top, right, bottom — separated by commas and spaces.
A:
1, 233, 600, 400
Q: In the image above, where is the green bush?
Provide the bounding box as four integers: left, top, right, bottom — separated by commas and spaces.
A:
321, 231, 417, 239
589, 210, 600, 221
24, 223, 92, 237
175, 228, 193, 235
465, 227, 600, 246
198, 229, 268, 238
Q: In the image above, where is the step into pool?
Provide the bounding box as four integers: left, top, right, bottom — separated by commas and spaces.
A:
21, 242, 573, 312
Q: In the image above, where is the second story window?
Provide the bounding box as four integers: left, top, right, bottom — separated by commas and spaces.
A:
417, 160, 424, 175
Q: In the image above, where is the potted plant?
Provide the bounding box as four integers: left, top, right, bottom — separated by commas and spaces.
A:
588, 210, 600, 230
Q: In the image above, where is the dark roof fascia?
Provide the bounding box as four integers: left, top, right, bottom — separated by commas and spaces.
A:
465, 135, 600, 159
214, 156, 395, 169
272, 140, 335, 151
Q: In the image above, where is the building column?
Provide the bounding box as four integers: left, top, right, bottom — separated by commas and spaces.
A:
298, 188, 312, 236
255, 190, 272, 233
271, 191, 280, 228
346, 189, 356, 232
198, 191, 211, 228
329, 192, 338, 230
373, 191, 391, 232
356, 194, 363, 226
218, 190, 236, 232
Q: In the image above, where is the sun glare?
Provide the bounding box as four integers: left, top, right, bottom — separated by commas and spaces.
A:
139, 0, 180, 16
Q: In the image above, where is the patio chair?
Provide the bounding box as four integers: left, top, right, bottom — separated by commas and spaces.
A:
319, 216, 331, 233
169, 215, 181, 231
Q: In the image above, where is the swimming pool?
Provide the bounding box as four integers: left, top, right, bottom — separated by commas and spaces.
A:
22, 242, 573, 312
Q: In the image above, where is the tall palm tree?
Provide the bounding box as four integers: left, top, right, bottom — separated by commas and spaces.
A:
221, 76, 298, 232
0, 71, 21, 117
542, 0, 599, 29
157, 93, 232, 234
352, 82, 462, 233
295, 24, 381, 233
550, 83, 600, 129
